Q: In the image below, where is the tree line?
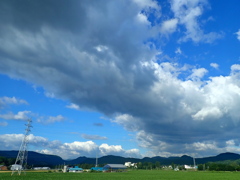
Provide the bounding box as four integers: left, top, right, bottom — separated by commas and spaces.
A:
198, 159, 240, 171
3, 155, 240, 171
0, 156, 15, 167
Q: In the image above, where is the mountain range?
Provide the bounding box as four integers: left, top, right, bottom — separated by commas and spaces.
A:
1, 151, 240, 167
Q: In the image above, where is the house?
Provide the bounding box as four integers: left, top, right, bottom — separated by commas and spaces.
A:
0, 165, 8, 171
68, 166, 83, 173
103, 164, 127, 172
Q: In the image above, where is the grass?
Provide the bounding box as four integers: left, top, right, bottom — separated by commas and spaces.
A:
1, 170, 240, 180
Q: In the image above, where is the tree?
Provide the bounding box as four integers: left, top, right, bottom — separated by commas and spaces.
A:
137, 162, 143, 169
198, 164, 204, 171
155, 161, 160, 170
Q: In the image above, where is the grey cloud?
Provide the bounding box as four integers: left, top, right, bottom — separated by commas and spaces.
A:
0, 122, 8, 126
0, 0, 88, 33
0, 0, 158, 115
81, 134, 108, 140
93, 123, 103, 127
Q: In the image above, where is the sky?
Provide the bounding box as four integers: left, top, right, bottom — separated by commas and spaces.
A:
0, 0, 240, 160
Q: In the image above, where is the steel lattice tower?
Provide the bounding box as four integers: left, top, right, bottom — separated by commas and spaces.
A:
11, 119, 32, 175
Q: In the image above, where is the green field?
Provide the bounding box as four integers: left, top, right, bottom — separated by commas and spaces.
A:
1, 170, 240, 180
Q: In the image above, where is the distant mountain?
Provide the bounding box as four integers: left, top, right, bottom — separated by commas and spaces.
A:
196, 152, 240, 164
0, 151, 65, 167
1, 151, 240, 167
67, 155, 141, 165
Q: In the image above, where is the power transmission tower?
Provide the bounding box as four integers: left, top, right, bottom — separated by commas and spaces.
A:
11, 119, 33, 175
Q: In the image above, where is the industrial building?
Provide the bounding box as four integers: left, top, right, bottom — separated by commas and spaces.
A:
103, 164, 127, 172
68, 166, 83, 173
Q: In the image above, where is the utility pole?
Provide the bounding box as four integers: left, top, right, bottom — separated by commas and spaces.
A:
95, 150, 98, 167
11, 119, 32, 175
193, 157, 196, 170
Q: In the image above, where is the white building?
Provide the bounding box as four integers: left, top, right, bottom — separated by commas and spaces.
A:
124, 162, 137, 168
33, 167, 50, 170
184, 165, 197, 170
11, 164, 23, 171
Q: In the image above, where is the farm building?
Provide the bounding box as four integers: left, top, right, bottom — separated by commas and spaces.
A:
0, 165, 8, 170
90, 167, 103, 171
68, 166, 83, 173
103, 164, 127, 172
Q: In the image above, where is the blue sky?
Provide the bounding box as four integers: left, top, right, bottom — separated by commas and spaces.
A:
0, 0, 240, 159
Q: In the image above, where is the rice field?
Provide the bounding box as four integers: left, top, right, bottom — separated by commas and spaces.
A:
1, 170, 240, 180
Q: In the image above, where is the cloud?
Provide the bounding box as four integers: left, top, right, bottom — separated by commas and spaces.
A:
99, 144, 140, 157
93, 123, 103, 127
133, 0, 159, 9
187, 67, 208, 80
0, 96, 28, 108
175, 47, 182, 54
0, 133, 141, 159
66, 103, 81, 111
170, 0, 223, 43
160, 18, 178, 34
235, 29, 240, 41
37, 115, 64, 124
81, 133, 108, 140
0, 111, 31, 120
0, 0, 240, 158
114, 114, 140, 132
0, 122, 8, 126
210, 63, 219, 69
0, 134, 24, 149
231, 64, 240, 72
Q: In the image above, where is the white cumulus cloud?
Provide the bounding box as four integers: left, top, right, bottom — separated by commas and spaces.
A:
0, 111, 31, 120
0, 96, 28, 108
160, 18, 178, 34
210, 63, 219, 69
235, 29, 240, 41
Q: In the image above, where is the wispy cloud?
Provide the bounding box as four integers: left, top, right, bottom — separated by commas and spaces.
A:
66, 103, 80, 111
0, 96, 28, 108
160, 18, 178, 35
81, 133, 108, 140
0, 122, 8, 126
175, 47, 182, 54
210, 63, 219, 69
170, 0, 223, 43
37, 115, 64, 125
0, 111, 31, 121
93, 123, 103, 127
235, 29, 240, 41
